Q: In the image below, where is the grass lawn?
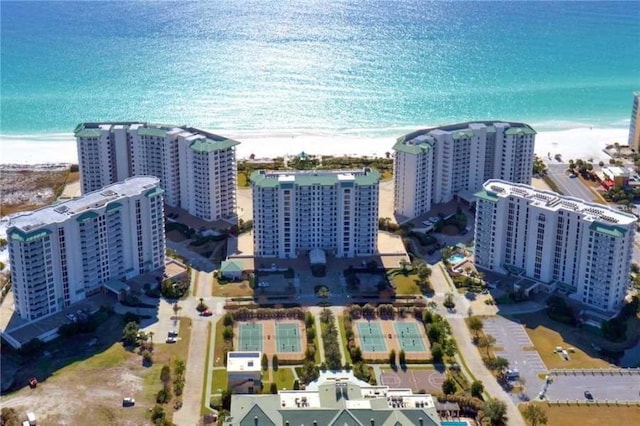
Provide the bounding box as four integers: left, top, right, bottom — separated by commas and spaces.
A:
211, 369, 228, 393
337, 315, 352, 364
212, 277, 254, 297
515, 313, 610, 369
391, 273, 421, 295
519, 403, 640, 426
274, 367, 295, 390
213, 317, 228, 367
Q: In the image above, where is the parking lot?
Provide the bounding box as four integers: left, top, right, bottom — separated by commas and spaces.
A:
483, 317, 547, 398
545, 370, 640, 402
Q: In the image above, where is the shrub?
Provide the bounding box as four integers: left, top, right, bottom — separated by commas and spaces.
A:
262, 353, 269, 371
223, 313, 234, 327
272, 355, 279, 371
223, 326, 234, 340
471, 380, 484, 398
156, 388, 171, 404
270, 382, 278, 394
389, 349, 396, 367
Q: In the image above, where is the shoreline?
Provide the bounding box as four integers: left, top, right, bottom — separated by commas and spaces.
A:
0, 126, 629, 165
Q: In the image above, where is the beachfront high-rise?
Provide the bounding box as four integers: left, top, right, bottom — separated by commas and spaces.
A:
250, 169, 380, 258
6, 177, 165, 321
474, 180, 636, 313
393, 121, 536, 219
628, 92, 640, 151
75, 122, 239, 222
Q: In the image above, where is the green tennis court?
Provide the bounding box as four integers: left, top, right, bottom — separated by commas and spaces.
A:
276, 323, 301, 352
357, 321, 387, 352
238, 322, 263, 352
394, 322, 426, 352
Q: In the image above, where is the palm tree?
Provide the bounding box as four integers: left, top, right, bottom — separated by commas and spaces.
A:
522, 404, 548, 426
482, 398, 508, 426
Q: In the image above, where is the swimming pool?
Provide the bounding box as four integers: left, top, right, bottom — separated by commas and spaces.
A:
448, 254, 465, 264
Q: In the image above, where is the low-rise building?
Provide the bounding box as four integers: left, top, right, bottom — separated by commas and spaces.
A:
227, 351, 262, 394
224, 370, 442, 426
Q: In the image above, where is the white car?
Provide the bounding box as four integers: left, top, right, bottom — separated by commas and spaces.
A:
123, 397, 135, 407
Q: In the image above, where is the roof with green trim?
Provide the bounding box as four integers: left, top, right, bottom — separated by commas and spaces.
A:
75, 128, 103, 138
474, 189, 499, 202
189, 138, 240, 152
250, 169, 380, 188
589, 222, 626, 238
137, 127, 170, 138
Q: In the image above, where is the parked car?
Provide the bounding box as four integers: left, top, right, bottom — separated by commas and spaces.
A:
201, 310, 213, 317
168, 330, 178, 337
122, 397, 136, 407
584, 390, 593, 400
166, 337, 177, 344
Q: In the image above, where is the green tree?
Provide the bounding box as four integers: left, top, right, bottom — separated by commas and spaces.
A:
351, 346, 363, 363
270, 382, 278, 394
522, 404, 548, 426
442, 377, 456, 395
261, 353, 269, 371
151, 404, 166, 423
196, 297, 208, 313
160, 365, 172, 387
399, 349, 406, 366
482, 398, 508, 426
470, 380, 484, 398
431, 343, 443, 363
468, 316, 483, 340
272, 354, 279, 371
443, 293, 456, 310
174, 359, 186, 377
122, 321, 140, 346
389, 349, 396, 367
477, 334, 496, 358
293, 379, 300, 390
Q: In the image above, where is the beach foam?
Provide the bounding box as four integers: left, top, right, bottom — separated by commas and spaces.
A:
0, 126, 629, 165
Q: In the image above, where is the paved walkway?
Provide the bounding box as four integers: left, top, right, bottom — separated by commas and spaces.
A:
173, 270, 214, 425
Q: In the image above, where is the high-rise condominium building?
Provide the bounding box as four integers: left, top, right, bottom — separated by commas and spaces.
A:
75, 122, 239, 221
475, 180, 636, 313
393, 121, 536, 219
7, 177, 165, 321
628, 92, 640, 152
250, 169, 380, 258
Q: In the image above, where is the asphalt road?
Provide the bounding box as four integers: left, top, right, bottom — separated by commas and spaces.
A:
545, 163, 598, 202
545, 372, 640, 402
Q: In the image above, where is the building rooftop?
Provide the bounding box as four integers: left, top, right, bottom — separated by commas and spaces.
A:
393, 121, 536, 155
226, 370, 441, 426
226, 351, 262, 372
477, 179, 637, 230
250, 168, 380, 188
7, 176, 161, 240
74, 122, 241, 150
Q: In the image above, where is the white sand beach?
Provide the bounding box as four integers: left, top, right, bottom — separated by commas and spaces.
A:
0, 127, 629, 165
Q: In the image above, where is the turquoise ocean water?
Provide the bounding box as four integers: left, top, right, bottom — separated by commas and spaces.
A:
1, 1, 639, 136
